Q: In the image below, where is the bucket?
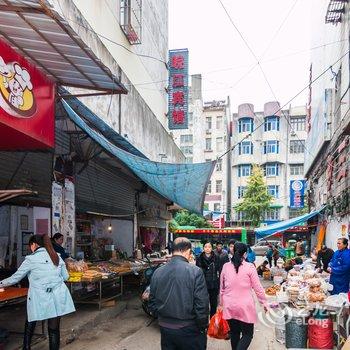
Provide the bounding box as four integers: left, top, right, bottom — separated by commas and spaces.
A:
308, 317, 334, 349
274, 311, 286, 344
285, 310, 309, 349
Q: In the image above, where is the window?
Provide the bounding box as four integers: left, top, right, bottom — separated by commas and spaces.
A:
216, 159, 222, 171
180, 134, 193, 143
216, 180, 222, 193
207, 181, 212, 194
185, 157, 193, 164
238, 118, 254, 133
268, 185, 279, 198
290, 164, 304, 176
264, 116, 280, 131
235, 211, 247, 221
214, 203, 221, 212
289, 208, 305, 219
206, 117, 212, 130
120, 0, 142, 45
290, 117, 306, 131
180, 146, 193, 155
238, 141, 253, 155
216, 137, 223, 152
216, 116, 223, 129
205, 138, 212, 151
237, 186, 247, 199
264, 163, 279, 177
289, 140, 305, 154
238, 164, 252, 177
264, 208, 280, 221
263, 140, 279, 154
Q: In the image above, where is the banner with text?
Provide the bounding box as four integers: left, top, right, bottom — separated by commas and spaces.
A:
290, 180, 306, 208
168, 49, 189, 129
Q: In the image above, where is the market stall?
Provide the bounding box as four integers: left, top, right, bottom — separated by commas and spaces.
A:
264, 262, 350, 348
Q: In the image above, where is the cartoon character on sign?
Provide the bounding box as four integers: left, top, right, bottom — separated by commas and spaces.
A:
0, 56, 36, 118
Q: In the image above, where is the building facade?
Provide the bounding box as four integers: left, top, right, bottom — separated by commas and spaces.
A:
55, 0, 183, 162
231, 102, 308, 225
172, 75, 231, 216
306, 0, 350, 250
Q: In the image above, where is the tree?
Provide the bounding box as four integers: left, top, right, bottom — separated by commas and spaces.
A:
236, 165, 272, 227
174, 210, 213, 228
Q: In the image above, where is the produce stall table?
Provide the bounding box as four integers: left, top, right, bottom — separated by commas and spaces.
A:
0, 287, 45, 338
67, 274, 124, 311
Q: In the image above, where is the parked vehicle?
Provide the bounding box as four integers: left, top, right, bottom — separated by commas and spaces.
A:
251, 240, 280, 256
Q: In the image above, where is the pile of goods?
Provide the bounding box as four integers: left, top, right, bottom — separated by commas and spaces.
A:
81, 269, 102, 282
306, 278, 326, 303
67, 260, 88, 282
265, 285, 281, 296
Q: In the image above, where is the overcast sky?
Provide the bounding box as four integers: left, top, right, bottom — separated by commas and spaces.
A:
169, 0, 312, 112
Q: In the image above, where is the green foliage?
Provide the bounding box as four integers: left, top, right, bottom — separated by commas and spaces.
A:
174, 210, 213, 228
236, 165, 272, 227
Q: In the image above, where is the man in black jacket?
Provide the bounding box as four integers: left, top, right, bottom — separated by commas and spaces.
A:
316, 245, 334, 272
149, 237, 209, 350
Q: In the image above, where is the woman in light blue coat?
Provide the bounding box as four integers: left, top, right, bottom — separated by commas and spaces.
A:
0, 234, 75, 350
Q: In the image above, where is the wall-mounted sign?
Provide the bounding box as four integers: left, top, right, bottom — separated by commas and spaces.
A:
168, 49, 189, 130
0, 39, 55, 150
290, 180, 306, 208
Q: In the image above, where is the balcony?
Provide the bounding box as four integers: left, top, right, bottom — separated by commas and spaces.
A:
120, 0, 142, 45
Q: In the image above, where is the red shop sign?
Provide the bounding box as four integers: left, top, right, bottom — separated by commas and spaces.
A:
0, 39, 55, 150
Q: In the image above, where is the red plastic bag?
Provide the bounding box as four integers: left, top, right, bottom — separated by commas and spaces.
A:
207, 309, 230, 339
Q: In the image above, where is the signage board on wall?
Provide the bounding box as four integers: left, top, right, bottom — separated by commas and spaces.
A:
0, 39, 55, 150
168, 49, 189, 130
290, 180, 306, 208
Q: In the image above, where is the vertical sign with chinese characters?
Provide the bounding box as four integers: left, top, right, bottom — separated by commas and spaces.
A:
168, 49, 189, 129
290, 180, 306, 208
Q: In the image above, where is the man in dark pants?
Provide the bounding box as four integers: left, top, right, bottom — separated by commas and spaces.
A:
316, 245, 334, 272
149, 237, 209, 350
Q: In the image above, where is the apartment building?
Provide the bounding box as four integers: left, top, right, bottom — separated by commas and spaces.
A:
172, 75, 231, 216
231, 102, 307, 225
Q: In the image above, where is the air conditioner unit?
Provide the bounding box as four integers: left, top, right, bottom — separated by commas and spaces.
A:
290, 130, 296, 137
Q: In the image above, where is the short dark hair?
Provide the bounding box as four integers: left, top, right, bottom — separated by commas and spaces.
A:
338, 237, 348, 246
216, 241, 223, 246
229, 239, 236, 246
53, 233, 64, 241
173, 237, 192, 252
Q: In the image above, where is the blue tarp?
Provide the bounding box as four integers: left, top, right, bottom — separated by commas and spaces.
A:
255, 207, 325, 238
61, 100, 215, 214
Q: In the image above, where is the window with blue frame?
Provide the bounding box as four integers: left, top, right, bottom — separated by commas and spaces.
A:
263, 140, 279, 154
237, 186, 247, 199
238, 118, 254, 133
238, 141, 253, 155
268, 185, 279, 198
264, 116, 280, 131
264, 163, 279, 177
238, 164, 252, 177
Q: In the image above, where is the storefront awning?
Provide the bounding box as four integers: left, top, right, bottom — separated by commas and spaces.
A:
255, 207, 326, 239
0, 0, 127, 93
61, 100, 216, 214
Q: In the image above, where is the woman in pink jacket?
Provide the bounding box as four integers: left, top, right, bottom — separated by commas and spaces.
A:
220, 242, 267, 350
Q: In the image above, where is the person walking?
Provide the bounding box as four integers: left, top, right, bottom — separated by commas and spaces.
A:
149, 237, 209, 350
265, 244, 273, 267
295, 238, 305, 256
316, 245, 334, 272
0, 234, 75, 350
220, 242, 268, 350
196, 242, 220, 318
214, 241, 229, 274
328, 238, 350, 295
228, 239, 236, 260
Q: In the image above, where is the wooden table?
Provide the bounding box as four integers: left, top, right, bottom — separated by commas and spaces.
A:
0, 287, 28, 307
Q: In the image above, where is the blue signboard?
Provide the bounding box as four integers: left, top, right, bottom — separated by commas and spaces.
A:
290, 180, 306, 208
168, 49, 189, 130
